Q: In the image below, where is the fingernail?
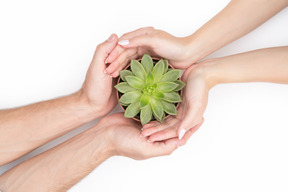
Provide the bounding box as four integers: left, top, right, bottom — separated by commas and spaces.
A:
139, 133, 143, 138
105, 59, 108, 64
109, 74, 113, 78
179, 129, 186, 140
118, 40, 129, 46
107, 34, 115, 42
104, 70, 107, 74
147, 139, 152, 143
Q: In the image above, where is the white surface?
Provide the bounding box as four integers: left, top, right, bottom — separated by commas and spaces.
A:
0, 0, 288, 191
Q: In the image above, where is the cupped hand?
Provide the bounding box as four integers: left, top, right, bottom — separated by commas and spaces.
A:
140, 63, 211, 144
104, 27, 195, 78
100, 113, 197, 160
81, 34, 119, 117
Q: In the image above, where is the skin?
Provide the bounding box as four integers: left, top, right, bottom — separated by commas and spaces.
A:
104, 0, 288, 76
0, 113, 202, 191
103, 0, 288, 139
141, 46, 288, 142
0, 35, 203, 191
0, 33, 119, 166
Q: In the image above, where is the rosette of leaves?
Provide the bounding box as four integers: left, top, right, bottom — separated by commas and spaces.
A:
115, 54, 185, 125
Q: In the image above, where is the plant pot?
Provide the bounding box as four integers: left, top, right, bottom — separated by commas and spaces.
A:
116, 56, 183, 124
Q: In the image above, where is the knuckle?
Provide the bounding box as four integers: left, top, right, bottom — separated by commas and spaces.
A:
96, 43, 104, 51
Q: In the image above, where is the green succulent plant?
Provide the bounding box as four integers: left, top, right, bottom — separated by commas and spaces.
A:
115, 54, 185, 125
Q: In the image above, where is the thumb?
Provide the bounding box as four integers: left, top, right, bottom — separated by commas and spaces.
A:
117, 35, 155, 49
94, 33, 118, 63
177, 107, 203, 140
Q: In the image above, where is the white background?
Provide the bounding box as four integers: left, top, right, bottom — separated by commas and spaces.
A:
0, 0, 288, 191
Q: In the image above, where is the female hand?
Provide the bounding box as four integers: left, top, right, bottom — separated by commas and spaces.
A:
104, 27, 195, 77
140, 63, 212, 144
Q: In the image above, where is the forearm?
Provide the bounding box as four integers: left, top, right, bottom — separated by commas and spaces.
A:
186, 0, 288, 62
0, 123, 112, 192
0, 90, 99, 165
201, 46, 288, 87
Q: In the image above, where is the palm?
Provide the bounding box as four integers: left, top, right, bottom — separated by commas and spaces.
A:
104, 113, 179, 160
140, 66, 207, 142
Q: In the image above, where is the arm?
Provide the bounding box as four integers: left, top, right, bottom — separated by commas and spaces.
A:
140, 46, 288, 142
103, 0, 288, 76
186, 0, 288, 63
0, 34, 119, 165
0, 113, 201, 192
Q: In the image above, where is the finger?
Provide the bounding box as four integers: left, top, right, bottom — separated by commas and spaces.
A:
178, 118, 204, 146
148, 127, 178, 142
119, 27, 154, 41
141, 118, 178, 138
109, 51, 139, 78
148, 137, 178, 157
142, 121, 161, 130
105, 45, 125, 64
177, 103, 203, 140
118, 34, 156, 49
94, 33, 118, 65
142, 116, 174, 130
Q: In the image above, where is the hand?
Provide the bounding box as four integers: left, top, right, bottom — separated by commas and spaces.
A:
104, 27, 195, 77
99, 113, 198, 160
80, 34, 119, 117
140, 63, 211, 144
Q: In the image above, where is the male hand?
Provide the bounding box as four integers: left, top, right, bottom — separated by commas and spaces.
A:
81, 34, 119, 117
99, 113, 199, 160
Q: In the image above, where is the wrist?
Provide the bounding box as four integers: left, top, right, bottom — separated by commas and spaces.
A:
73, 89, 102, 119
91, 117, 118, 157
183, 35, 208, 65
187, 58, 220, 90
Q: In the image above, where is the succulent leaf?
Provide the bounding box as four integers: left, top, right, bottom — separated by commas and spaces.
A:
140, 94, 150, 108
160, 69, 182, 82
140, 104, 152, 125
160, 100, 177, 115
117, 55, 185, 124
119, 90, 142, 104
157, 82, 179, 92
152, 60, 165, 82
146, 72, 154, 85
150, 98, 164, 120
126, 76, 145, 90
115, 82, 137, 93
120, 70, 133, 82
163, 59, 169, 73
124, 102, 140, 118
163, 92, 182, 103
131, 60, 146, 80
152, 91, 164, 99
174, 80, 185, 91
141, 54, 153, 73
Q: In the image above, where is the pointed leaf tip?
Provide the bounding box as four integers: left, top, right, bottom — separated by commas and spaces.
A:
115, 82, 137, 93
119, 90, 142, 104
124, 102, 140, 118
120, 70, 133, 82
141, 54, 153, 73
152, 60, 165, 83
160, 69, 182, 82
140, 104, 152, 125
131, 60, 146, 80
163, 92, 182, 103
125, 76, 145, 90
157, 82, 179, 92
